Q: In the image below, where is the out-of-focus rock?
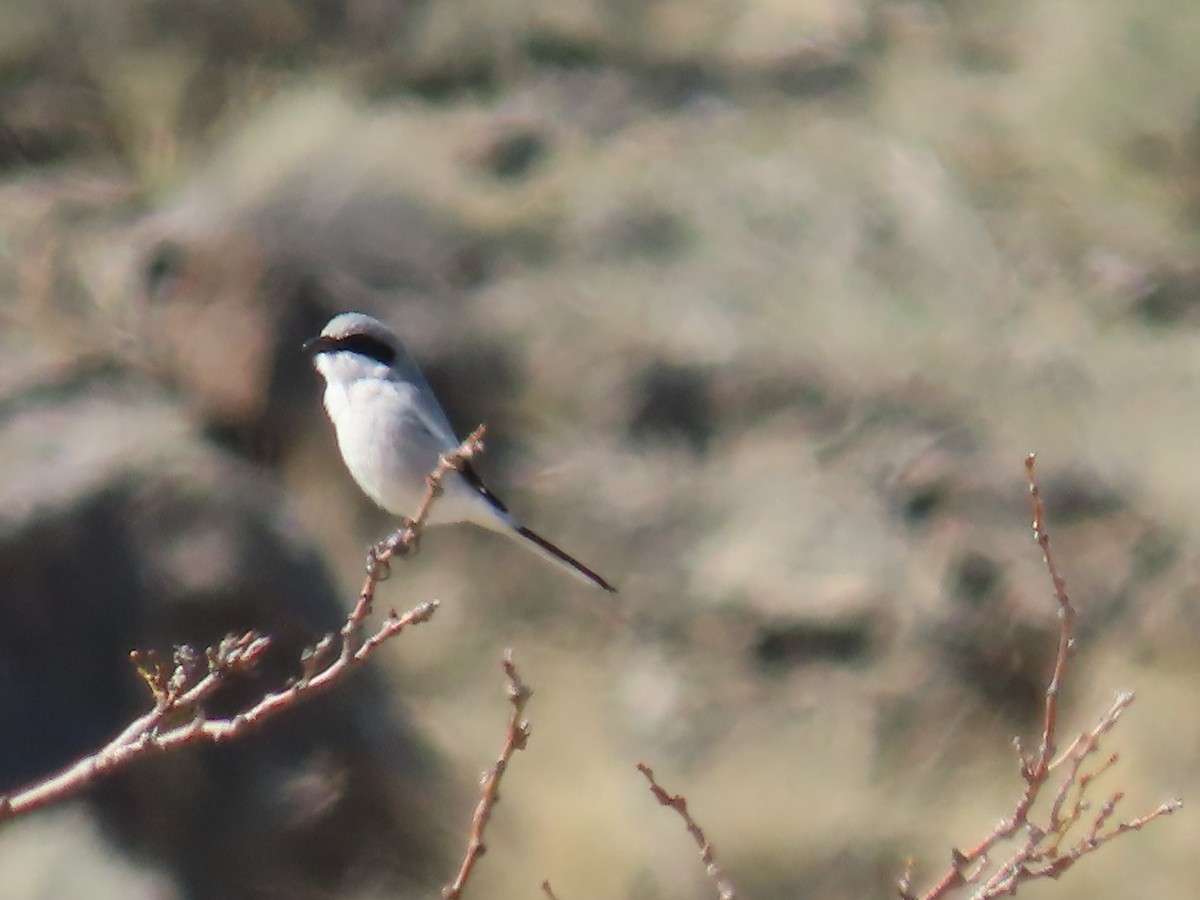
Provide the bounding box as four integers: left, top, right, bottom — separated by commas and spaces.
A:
111, 96, 520, 467
931, 549, 1055, 722
628, 360, 716, 455
752, 576, 890, 670
470, 124, 552, 181
0, 338, 452, 899
0, 807, 178, 900
1126, 266, 1200, 327
688, 429, 911, 609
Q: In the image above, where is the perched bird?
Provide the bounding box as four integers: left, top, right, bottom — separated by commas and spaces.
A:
303, 312, 615, 591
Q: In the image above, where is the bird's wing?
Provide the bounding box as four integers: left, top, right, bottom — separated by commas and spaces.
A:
396, 377, 461, 453
391, 379, 512, 514
457, 458, 510, 514
393, 379, 516, 519
390, 356, 461, 447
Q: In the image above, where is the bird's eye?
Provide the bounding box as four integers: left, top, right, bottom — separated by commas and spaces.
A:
337, 334, 397, 365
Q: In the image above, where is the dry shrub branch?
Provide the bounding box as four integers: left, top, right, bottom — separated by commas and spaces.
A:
899, 453, 1182, 899
0, 426, 489, 826
624, 456, 1180, 900
0, 435, 1183, 900
637, 762, 736, 900
442, 650, 533, 899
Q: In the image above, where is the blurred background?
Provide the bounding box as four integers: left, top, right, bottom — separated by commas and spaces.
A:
0, 0, 1198, 897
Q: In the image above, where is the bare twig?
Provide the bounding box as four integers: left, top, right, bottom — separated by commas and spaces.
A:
0, 429, 487, 825
442, 649, 533, 899
637, 763, 736, 900
1025, 452, 1074, 778
353, 425, 487, 623
905, 453, 1182, 899
541, 879, 562, 900
897, 858, 916, 899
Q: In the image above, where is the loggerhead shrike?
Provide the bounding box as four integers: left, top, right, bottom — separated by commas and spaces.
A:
303, 312, 615, 592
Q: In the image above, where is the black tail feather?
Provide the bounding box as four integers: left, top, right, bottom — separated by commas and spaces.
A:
516, 526, 617, 593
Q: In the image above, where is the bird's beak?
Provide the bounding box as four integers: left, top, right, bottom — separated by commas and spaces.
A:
302, 336, 335, 355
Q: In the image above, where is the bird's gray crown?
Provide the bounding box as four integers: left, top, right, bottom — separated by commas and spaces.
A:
304, 312, 400, 366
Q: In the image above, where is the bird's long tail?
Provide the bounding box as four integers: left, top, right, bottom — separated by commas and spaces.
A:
458, 459, 615, 591
511, 524, 617, 592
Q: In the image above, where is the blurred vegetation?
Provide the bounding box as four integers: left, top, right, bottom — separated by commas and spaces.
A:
1, 0, 1199, 898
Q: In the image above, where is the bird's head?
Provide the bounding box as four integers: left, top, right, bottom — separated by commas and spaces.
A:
303, 312, 403, 385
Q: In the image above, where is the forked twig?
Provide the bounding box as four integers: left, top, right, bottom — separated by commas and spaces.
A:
442, 649, 533, 899
351, 425, 487, 631
0, 428, 488, 825
637, 763, 736, 900
901, 453, 1182, 899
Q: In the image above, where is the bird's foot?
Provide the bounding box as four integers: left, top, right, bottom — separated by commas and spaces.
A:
392, 518, 421, 557
365, 520, 421, 579
365, 543, 392, 581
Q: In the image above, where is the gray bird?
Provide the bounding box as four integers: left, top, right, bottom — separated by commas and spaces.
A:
303, 312, 615, 591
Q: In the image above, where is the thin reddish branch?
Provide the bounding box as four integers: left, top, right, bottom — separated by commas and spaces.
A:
442, 649, 533, 900
636, 763, 736, 900
1025, 451, 1074, 778
541, 879, 562, 900
350, 424, 487, 629
901, 454, 1183, 900
0, 429, 487, 825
